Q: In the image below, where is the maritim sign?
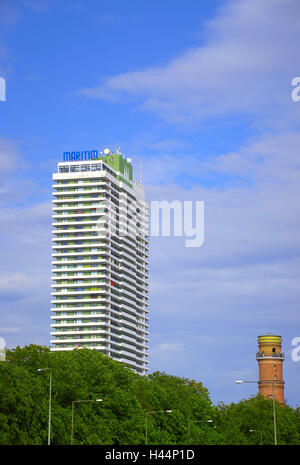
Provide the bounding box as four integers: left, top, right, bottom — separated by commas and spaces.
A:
63, 150, 99, 161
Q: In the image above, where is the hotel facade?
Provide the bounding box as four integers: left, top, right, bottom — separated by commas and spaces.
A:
50, 149, 149, 375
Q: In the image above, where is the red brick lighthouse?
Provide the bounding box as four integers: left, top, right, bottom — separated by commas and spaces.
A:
256, 334, 285, 404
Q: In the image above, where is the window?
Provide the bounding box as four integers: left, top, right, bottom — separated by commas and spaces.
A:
59, 166, 69, 173
91, 163, 102, 171
274, 365, 277, 371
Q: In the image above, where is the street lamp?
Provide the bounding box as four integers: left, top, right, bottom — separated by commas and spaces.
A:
71, 399, 103, 445
37, 368, 52, 445
249, 429, 263, 445
145, 410, 173, 445
188, 420, 213, 444
235, 379, 277, 445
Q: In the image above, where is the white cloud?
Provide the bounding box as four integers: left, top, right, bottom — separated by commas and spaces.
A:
0, 138, 18, 180
0, 2, 21, 25
22, 0, 54, 12
150, 342, 188, 366
80, 0, 300, 125
0, 327, 20, 334
0, 272, 48, 297
157, 342, 186, 352
94, 13, 121, 24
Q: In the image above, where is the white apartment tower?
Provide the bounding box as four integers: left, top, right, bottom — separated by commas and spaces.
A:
50, 149, 149, 375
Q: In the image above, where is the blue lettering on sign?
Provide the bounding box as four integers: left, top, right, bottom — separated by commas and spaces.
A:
63, 150, 99, 161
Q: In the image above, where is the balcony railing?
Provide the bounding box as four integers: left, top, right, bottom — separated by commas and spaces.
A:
256, 351, 284, 359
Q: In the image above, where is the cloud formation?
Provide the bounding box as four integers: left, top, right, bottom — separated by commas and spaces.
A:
145, 126, 300, 404
0, 138, 18, 181
0, 136, 51, 347
80, 0, 300, 125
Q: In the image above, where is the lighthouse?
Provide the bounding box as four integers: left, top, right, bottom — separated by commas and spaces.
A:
256, 334, 285, 404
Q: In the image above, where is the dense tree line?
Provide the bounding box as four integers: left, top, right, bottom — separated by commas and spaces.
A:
0, 345, 299, 445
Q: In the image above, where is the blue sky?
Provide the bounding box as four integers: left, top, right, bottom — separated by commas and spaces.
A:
0, 0, 300, 408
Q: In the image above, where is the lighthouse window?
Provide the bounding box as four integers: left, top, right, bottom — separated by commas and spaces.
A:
272, 347, 276, 353
274, 375, 277, 381
274, 365, 277, 371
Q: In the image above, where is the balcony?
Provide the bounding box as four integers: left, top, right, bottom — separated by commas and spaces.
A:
256, 351, 285, 360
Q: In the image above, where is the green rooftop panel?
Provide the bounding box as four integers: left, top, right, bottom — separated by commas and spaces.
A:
102, 152, 133, 184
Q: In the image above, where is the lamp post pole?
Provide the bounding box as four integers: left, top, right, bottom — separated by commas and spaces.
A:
37, 368, 52, 445
71, 399, 103, 445
272, 382, 277, 446
145, 410, 172, 445
236, 380, 277, 445
249, 429, 263, 445
188, 420, 213, 444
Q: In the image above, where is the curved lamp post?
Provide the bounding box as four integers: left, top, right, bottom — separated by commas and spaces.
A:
145, 410, 172, 445
235, 379, 277, 445
71, 398, 103, 445
249, 429, 263, 445
188, 419, 213, 444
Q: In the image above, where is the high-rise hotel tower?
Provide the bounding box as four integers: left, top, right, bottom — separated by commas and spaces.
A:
50, 149, 149, 375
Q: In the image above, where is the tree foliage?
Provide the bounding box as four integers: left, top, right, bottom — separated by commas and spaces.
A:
0, 345, 299, 445
214, 395, 300, 445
